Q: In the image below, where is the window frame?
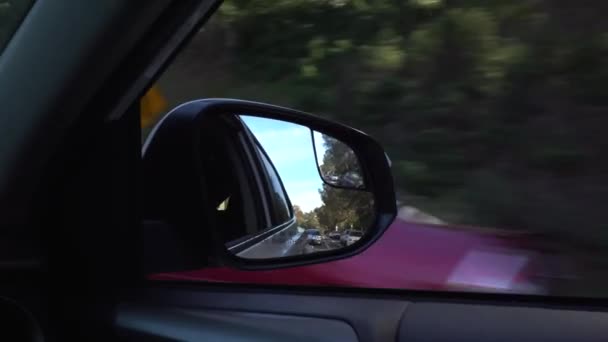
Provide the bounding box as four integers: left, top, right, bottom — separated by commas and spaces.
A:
0, 0, 36, 54
226, 115, 295, 254
237, 116, 294, 227
224, 116, 297, 255
210, 119, 262, 239
253, 142, 294, 225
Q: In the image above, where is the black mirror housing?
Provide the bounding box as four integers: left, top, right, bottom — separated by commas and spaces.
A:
143, 99, 396, 271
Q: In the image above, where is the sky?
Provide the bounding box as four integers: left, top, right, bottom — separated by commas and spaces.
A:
241, 115, 324, 212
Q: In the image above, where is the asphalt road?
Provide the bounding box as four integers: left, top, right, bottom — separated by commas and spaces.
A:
303, 238, 343, 254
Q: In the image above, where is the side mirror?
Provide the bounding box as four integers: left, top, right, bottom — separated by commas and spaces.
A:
143, 99, 396, 270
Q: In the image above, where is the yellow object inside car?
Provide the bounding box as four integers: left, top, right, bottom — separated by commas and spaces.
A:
140, 85, 168, 129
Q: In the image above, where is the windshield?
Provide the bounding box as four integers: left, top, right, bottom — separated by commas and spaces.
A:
0, 0, 35, 54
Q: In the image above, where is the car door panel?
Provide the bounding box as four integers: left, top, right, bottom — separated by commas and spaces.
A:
118, 286, 608, 342
117, 305, 358, 342
398, 302, 608, 342
119, 287, 406, 341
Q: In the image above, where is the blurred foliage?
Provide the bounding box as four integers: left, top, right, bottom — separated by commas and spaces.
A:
295, 206, 321, 230
158, 0, 608, 249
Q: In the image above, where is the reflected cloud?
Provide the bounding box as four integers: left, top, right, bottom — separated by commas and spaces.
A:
291, 190, 323, 212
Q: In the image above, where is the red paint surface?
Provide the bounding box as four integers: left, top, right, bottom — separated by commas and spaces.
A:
152, 218, 545, 293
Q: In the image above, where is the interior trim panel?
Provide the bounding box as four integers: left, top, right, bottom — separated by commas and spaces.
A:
399, 302, 608, 342
120, 287, 608, 342
117, 304, 358, 342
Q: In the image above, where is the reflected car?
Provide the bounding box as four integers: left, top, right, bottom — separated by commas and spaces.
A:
306, 229, 323, 246
340, 230, 363, 246
328, 232, 341, 241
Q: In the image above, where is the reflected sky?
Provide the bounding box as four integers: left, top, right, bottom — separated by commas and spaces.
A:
240, 115, 324, 212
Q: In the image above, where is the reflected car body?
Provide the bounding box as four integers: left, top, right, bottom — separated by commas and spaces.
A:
306, 229, 323, 246
328, 232, 341, 241
340, 230, 363, 247
153, 217, 556, 294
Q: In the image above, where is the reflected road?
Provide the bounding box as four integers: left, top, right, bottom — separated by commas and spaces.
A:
303, 239, 343, 254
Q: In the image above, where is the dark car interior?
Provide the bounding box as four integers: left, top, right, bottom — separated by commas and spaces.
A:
142, 112, 261, 274
0, 0, 607, 341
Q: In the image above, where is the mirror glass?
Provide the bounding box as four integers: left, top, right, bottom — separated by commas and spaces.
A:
219, 114, 374, 260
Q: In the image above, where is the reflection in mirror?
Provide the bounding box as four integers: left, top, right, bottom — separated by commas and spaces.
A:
313, 131, 364, 189
219, 115, 374, 260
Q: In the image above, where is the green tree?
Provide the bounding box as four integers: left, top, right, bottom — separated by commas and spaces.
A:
315, 134, 374, 233
293, 205, 304, 223
299, 210, 320, 230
